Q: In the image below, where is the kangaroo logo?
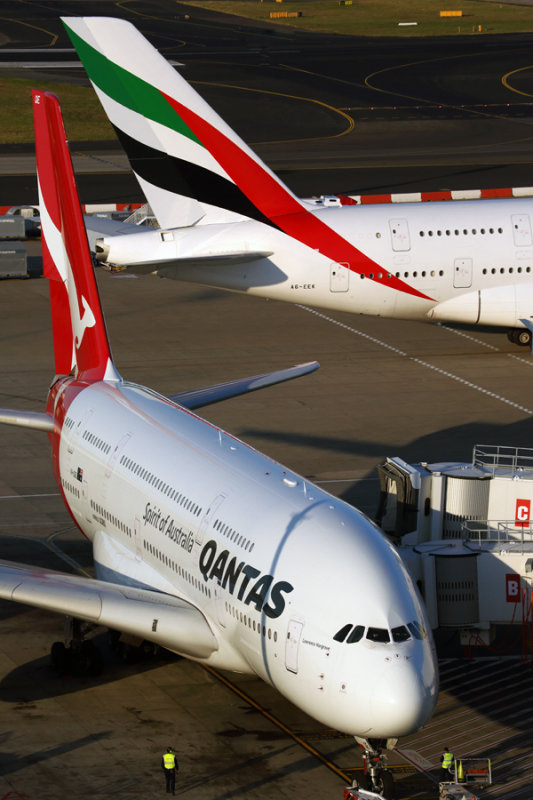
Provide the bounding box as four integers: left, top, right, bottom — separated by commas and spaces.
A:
73, 292, 96, 350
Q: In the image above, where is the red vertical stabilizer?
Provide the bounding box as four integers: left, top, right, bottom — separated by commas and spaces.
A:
32, 89, 119, 382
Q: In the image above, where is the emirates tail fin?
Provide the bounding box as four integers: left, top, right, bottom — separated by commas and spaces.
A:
62, 16, 305, 230
33, 89, 120, 382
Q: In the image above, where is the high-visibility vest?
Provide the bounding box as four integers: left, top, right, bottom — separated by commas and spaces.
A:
442, 751, 454, 770
163, 753, 176, 769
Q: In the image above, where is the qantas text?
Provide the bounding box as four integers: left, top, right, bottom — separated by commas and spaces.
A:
199, 539, 293, 619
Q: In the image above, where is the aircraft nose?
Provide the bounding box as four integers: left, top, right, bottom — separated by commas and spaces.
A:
367, 659, 437, 737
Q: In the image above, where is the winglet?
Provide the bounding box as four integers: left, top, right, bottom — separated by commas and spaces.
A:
33, 89, 120, 382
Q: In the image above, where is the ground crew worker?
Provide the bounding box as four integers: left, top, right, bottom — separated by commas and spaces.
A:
161, 746, 178, 795
439, 747, 454, 782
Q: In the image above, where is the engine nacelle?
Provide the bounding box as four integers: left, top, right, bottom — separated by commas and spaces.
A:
428, 283, 533, 328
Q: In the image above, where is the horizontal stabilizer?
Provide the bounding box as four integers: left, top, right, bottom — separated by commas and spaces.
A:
0, 559, 217, 659
170, 361, 319, 410
83, 215, 147, 254
0, 409, 54, 432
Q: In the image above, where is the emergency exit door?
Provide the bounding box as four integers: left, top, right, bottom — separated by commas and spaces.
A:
389, 218, 411, 252
512, 214, 532, 246
453, 258, 473, 288
330, 262, 349, 292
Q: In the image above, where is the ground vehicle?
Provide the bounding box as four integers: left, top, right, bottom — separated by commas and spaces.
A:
439, 757, 492, 799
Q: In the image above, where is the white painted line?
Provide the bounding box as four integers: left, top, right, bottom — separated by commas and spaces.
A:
441, 324, 500, 350
299, 306, 533, 415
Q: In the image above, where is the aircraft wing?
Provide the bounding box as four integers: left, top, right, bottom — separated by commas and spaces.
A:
170, 361, 319, 410
0, 409, 53, 431
0, 560, 217, 659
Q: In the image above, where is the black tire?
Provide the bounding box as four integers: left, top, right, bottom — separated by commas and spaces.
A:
516, 328, 532, 347
50, 641, 66, 672
73, 640, 103, 676
508, 327, 532, 347
380, 770, 396, 800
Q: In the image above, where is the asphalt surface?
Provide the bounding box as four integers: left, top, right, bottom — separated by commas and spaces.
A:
1, 4, 533, 800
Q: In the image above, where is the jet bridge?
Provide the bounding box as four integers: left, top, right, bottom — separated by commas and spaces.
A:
377, 445, 533, 646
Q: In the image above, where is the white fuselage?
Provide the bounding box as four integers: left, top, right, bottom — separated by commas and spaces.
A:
99, 197, 533, 330
56, 377, 438, 738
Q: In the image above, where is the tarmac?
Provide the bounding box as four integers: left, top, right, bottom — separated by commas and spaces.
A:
1, 5, 533, 799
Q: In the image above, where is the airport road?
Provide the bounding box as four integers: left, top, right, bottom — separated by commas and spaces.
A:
1, 267, 533, 799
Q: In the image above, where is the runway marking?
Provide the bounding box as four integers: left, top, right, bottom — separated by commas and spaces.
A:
363, 52, 523, 124
297, 305, 533, 415
201, 663, 352, 782
0, 16, 58, 46
441, 324, 533, 366
45, 529, 94, 578
502, 65, 533, 99
192, 81, 354, 142
279, 62, 369, 94
441, 324, 499, 350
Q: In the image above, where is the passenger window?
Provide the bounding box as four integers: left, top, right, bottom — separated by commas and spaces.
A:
366, 627, 390, 643
334, 624, 352, 643
392, 625, 411, 643
347, 625, 365, 644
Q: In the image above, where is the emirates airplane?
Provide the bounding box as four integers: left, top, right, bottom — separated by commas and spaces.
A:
64, 16, 533, 348
0, 90, 437, 797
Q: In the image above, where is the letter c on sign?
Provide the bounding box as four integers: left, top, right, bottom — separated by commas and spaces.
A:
515, 498, 530, 525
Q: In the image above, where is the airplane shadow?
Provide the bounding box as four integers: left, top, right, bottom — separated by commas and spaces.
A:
0, 630, 181, 705
240, 417, 533, 509
0, 730, 111, 777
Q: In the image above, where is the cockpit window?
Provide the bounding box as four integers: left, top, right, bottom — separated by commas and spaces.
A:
366, 627, 390, 643
334, 624, 352, 643
407, 620, 427, 640
347, 625, 365, 644
392, 625, 411, 642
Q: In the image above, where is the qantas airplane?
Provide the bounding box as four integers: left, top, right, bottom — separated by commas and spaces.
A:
64, 16, 533, 349
0, 90, 437, 796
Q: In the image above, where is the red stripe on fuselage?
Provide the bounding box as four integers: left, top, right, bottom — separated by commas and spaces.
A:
47, 377, 90, 538
161, 91, 433, 302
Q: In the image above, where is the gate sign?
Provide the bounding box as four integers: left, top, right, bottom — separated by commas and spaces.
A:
515, 498, 530, 526
506, 573, 521, 603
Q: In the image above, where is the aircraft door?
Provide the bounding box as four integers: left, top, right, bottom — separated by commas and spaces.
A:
389, 218, 410, 252
453, 257, 473, 288
214, 585, 226, 628
81, 476, 91, 523
512, 214, 532, 246
196, 493, 226, 545
329, 262, 350, 292
105, 432, 132, 478
285, 618, 304, 674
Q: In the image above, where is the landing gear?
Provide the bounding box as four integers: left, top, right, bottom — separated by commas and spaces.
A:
507, 327, 532, 347
50, 617, 102, 676
353, 737, 397, 799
